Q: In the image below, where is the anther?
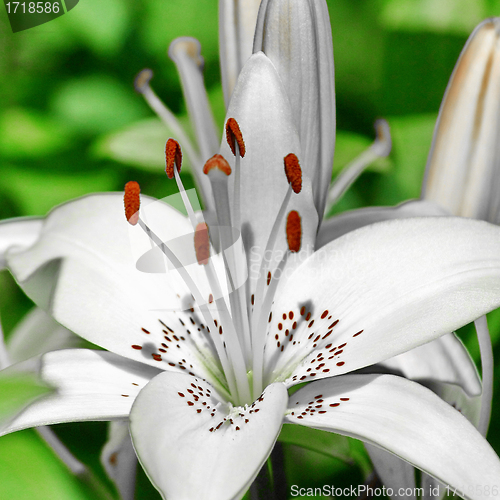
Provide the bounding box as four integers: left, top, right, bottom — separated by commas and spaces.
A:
286, 210, 302, 252
134, 69, 153, 94
194, 223, 210, 265
124, 181, 141, 225
203, 154, 232, 176
165, 138, 182, 179
284, 154, 302, 193
225, 118, 246, 157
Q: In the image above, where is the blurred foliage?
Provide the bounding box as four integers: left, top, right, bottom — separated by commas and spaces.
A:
1, 0, 500, 498
0, 372, 52, 424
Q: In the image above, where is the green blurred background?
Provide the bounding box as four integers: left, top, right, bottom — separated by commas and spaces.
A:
2, 0, 500, 498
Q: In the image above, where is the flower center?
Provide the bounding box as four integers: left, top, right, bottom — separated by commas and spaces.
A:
123, 119, 304, 406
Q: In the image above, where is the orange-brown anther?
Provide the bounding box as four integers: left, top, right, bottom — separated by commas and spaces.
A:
225, 118, 246, 157
194, 223, 210, 265
284, 153, 302, 194
124, 181, 141, 225
286, 210, 302, 253
165, 138, 182, 179
203, 154, 232, 176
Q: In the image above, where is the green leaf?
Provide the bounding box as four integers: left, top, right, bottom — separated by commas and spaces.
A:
141, 0, 219, 60
278, 423, 354, 464
60, 0, 130, 56
379, 0, 497, 35
0, 109, 73, 159
0, 431, 94, 500
50, 75, 148, 135
1, 165, 119, 216
385, 113, 437, 201
0, 372, 52, 424
93, 117, 193, 172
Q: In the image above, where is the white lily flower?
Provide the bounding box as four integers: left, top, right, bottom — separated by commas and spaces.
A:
3, 44, 500, 498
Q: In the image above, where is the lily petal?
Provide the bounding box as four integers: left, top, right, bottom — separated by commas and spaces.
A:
101, 420, 137, 500
286, 374, 500, 499
7, 194, 223, 381
422, 18, 500, 223
316, 200, 448, 248
263, 217, 500, 385
380, 333, 481, 398
254, 0, 335, 216
220, 53, 319, 289
364, 444, 416, 500
6, 307, 82, 365
0, 217, 42, 269
219, 0, 262, 105
0, 349, 160, 436
130, 371, 287, 500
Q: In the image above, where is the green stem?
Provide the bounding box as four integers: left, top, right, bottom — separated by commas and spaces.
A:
270, 442, 287, 500
250, 443, 287, 500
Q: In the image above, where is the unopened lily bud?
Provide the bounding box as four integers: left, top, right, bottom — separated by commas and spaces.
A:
422, 18, 500, 223
254, 0, 335, 216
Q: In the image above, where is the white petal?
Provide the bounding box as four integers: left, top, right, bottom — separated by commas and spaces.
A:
286, 374, 500, 499
7, 194, 222, 380
6, 307, 82, 365
364, 444, 416, 500
101, 420, 137, 500
0, 349, 160, 436
130, 371, 288, 500
422, 18, 500, 223
263, 217, 500, 385
220, 53, 319, 290
219, 0, 262, 105
254, 0, 335, 215
380, 333, 481, 398
0, 217, 42, 269
316, 200, 448, 248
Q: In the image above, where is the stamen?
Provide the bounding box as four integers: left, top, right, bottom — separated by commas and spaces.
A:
124, 181, 141, 226
165, 138, 183, 179
194, 223, 210, 265
134, 69, 154, 94
250, 153, 301, 335
203, 154, 253, 365
476, 316, 493, 436
132, 213, 241, 400
133, 69, 201, 171
225, 118, 246, 157
203, 154, 232, 176
284, 153, 302, 193
325, 119, 392, 214
253, 253, 289, 396
286, 211, 302, 253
